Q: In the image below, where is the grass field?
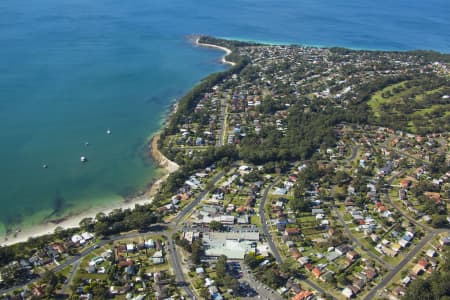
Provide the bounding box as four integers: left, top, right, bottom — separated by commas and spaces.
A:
367, 78, 450, 133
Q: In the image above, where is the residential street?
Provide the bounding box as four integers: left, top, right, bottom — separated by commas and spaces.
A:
332, 206, 392, 270
259, 178, 332, 299
363, 231, 437, 300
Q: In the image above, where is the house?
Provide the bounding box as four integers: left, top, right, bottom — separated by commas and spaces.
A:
274, 187, 287, 195
289, 174, 298, 182
342, 287, 353, 298
284, 227, 300, 236
391, 243, 402, 252
289, 248, 302, 260
32, 286, 45, 298
365, 268, 378, 280
398, 239, 409, 248
291, 290, 313, 300
218, 215, 235, 225
277, 222, 287, 232
399, 179, 412, 189
377, 205, 388, 213
316, 213, 325, 220
393, 286, 407, 297
336, 244, 352, 255
311, 267, 322, 278
370, 233, 379, 242
320, 271, 335, 283
126, 243, 136, 252
304, 263, 314, 272
439, 236, 450, 246
411, 264, 425, 276
381, 245, 397, 257
426, 249, 436, 257
81, 232, 95, 241
424, 191, 441, 203
311, 208, 325, 215
118, 258, 134, 268
196, 267, 205, 275
152, 251, 164, 265
417, 259, 428, 268
145, 239, 155, 248
326, 251, 341, 262
401, 276, 411, 286
286, 240, 295, 248
51, 243, 67, 254
298, 257, 310, 266
71, 234, 83, 244
353, 279, 365, 291
350, 285, 361, 295
346, 251, 359, 261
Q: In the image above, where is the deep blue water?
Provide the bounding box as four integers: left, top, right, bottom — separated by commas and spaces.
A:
0, 0, 449, 233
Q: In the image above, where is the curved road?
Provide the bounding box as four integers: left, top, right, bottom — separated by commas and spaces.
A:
1, 170, 227, 297
174, 171, 225, 226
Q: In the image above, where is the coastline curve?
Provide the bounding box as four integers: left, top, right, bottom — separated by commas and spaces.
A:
195, 37, 236, 66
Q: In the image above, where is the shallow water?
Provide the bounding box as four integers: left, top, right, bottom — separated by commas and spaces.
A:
0, 0, 449, 233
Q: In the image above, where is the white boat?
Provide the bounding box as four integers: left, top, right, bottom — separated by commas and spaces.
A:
106, 129, 111, 135
80, 156, 87, 163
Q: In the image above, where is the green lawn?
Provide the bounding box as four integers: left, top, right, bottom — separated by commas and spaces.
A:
368, 81, 409, 117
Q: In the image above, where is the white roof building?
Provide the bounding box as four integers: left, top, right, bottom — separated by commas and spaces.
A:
81, 232, 94, 241
342, 287, 353, 298
71, 234, 83, 244
126, 244, 136, 252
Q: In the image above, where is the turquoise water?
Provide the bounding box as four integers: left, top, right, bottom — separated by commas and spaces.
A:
1, 0, 449, 232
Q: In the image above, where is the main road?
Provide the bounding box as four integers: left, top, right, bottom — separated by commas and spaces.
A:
1, 170, 228, 297
174, 170, 226, 226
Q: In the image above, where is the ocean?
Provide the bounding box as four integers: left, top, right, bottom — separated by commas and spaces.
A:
0, 0, 449, 234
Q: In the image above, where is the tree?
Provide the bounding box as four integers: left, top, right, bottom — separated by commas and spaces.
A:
79, 217, 94, 232
216, 255, 227, 278
209, 221, 224, 231
404, 247, 450, 299
263, 268, 284, 288
223, 274, 239, 291
94, 221, 109, 236
91, 282, 109, 299
334, 171, 351, 186
244, 253, 261, 269
191, 240, 203, 264
290, 197, 311, 213
404, 278, 432, 300
431, 215, 449, 228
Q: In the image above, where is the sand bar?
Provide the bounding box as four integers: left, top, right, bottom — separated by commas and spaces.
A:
196, 37, 236, 66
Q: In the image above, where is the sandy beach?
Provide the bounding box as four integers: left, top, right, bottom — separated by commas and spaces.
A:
195, 37, 236, 66
2, 133, 179, 247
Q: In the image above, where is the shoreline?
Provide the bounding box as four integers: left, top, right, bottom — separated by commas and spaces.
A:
2, 36, 235, 247
2, 133, 179, 247
195, 37, 236, 66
